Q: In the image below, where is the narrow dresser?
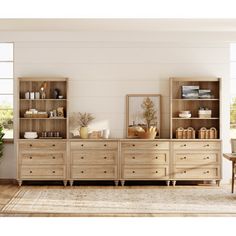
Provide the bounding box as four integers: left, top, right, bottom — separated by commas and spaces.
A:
69, 140, 119, 186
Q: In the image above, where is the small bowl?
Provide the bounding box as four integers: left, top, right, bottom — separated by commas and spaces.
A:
180, 111, 191, 114
58, 95, 63, 99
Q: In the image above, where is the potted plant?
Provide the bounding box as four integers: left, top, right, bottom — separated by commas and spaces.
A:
0, 125, 5, 159
71, 112, 95, 139
137, 97, 157, 139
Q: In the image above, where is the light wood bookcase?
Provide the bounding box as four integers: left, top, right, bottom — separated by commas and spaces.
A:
16, 77, 69, 186
170, 77, 221, 139
169, 77, 222, 186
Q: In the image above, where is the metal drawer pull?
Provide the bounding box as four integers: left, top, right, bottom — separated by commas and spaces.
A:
30, 171, 32, 173
156, 171, 158, 173
183, 171, 187, 174
81, 156, 84, 159
204, 171, 210, 174
183, 144, 187, 147
181, 157, 187, 160
104, 156, 107, 159
81, 144, 84, 147
104, 171, 107, 173
132, 156, 135, 159
104, 144, 107, 147
204, 144, 210, 147
132, 170, 135, 173
29, 144, 32, 147
204, 156, 210, 160
52, 144, 56, 147
29, 156, 32, 159
81, 171, 84, 173
52, 171, 55, 173
155, 144, 158, 147
132, 144, 135, 147
155, 156, 158, 159
52, 156, 55, 159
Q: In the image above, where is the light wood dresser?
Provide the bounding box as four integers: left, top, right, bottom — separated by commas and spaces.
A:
69, 140, 119, 186
17, 140, 67, 186
171, 140, 222, 186
120, 140, 170, 186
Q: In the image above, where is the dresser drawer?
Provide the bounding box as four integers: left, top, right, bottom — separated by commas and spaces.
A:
71, 151, 116, 165
20, 165, 65, 179
71, 165, 117, 179
123, 152, 169, 164
174, 166, 220, 179
123, 165, 169, 179
20, 153, 64, 165
19, 141, 66, 151
70, 141, 118, 150
173, 141, 221, 150
121, 141, 169, 150
174, 152, 219, 165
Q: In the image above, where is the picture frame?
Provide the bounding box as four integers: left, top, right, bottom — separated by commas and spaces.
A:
126, 94, 161, 139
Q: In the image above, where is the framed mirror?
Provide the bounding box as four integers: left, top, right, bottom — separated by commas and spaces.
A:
126, 94, 161, 139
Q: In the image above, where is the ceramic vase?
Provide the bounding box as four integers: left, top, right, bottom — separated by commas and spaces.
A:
80, 127, 88, 139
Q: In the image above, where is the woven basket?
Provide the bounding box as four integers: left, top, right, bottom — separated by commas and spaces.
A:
198, 127, 217, 139
137, 131, 157, 139
176, 127, 195, 139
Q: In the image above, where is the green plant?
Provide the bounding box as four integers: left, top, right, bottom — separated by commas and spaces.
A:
141, 97, 157, 129
70, 112, 95, 128
0, 125, 5, 159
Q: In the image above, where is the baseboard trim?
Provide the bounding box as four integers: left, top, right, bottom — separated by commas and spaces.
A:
0, 179, 17, 185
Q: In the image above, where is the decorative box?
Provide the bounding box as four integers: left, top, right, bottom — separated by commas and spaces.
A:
198, 109, 212, 118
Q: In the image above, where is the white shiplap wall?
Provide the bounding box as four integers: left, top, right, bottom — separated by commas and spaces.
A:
0, 30, 231, 182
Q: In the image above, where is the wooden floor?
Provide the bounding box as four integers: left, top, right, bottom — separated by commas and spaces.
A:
0, 183, 235, 217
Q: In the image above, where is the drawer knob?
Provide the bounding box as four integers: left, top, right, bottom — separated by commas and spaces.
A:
183, 144, 187, 147
81, 171, 84, 173
104, 144, 107, 147
104, 156, 107, 159
30, 171, 32, 173
81, 144, 84, 147
204, 156, 210, 160
104, 171, 107, 173
29, 144, 32, 147
132, 170, 135, 173
52, 144, 56, 147
52, 171, 55, 174
81, 156, 84, 159
156, 156, 158, 159
52, 156, 55, 159
132, 156, 135, 159
29, 156, 32, 159
204, 144, 210, 147
183, 171, 186, 174
132, 144, 135, 147
156, 171, 158, 173
204, 171, 210, 174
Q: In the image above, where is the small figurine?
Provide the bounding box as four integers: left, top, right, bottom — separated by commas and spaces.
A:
57, 107, 64, 117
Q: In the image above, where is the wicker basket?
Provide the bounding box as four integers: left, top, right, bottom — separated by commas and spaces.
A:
176, 127, 195, 139
198, 127, 217, 139
137, 131, 157, 139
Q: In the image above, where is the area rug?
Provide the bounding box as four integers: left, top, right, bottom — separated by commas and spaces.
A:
2, 186, 236, 215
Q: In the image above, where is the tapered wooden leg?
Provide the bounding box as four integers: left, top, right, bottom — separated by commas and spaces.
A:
114, 180, 119, 186
166, 180, 170, 186
121, 180, 125, 186
18, 180, 22, 187
232, 161, 235, 193
69, 180, 74, 186
63, 180, 67, 186
172, 180, 176, 187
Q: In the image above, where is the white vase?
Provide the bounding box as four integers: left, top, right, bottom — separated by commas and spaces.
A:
102, 129, 110, 139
